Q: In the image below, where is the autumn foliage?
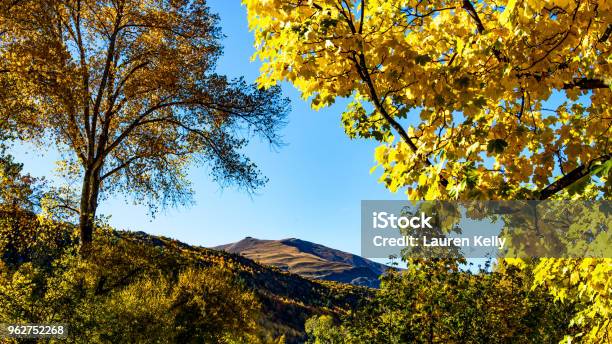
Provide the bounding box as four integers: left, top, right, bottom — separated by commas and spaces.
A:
0, 0, 289, 249
0, 0, 611, 342
244, 0, 610, 342
245, 0, 609, 200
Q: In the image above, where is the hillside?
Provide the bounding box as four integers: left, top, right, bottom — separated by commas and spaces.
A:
215, 237, 391, 288
114, 231, 372, 342
0, 212, 370, 344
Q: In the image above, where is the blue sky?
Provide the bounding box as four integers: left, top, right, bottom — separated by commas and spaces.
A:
9, 0, 404, 256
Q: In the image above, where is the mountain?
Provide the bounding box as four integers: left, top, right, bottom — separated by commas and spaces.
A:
123, 232, 369, 342
214, 237, 392, 288
1, 211, 370, 344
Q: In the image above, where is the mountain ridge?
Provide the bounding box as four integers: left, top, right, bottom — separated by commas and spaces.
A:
214, 237, 391, 288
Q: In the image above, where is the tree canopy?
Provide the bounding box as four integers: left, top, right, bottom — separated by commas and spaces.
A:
306, 260, 573, 344
244, 0, 611, 341
0, 0, 289, 247
245, 0, 610, 200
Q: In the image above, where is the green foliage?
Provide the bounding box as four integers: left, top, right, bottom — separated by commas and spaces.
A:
307, 259, 574, 344
0, 176, 363, 344
0, 153, 72, 266
0, 154, 41, 211
305, 315, 343, 344
0, 152, 371, 343
531, 258, 612, 343
0, 226, 267, 343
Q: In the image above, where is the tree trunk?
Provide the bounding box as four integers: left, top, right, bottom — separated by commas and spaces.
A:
79, 166, 101, 255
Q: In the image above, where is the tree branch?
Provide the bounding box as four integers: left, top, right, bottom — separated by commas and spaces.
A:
101, 156, 140, 180
563, 78, 609, 90
337, 3, 449, 188
462, 0, 509, 62
107, 61, 150, 115
91, 6, 124, 162
98, 99, 182, 162
46, 203, 80, 215
539, 154, 611, 200
462, 0, 485, 33
71, 1, 92, 155
463, 1, 605, 91
598, 24, 611, 43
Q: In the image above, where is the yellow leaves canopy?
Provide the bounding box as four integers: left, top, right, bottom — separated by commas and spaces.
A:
245, 0, 611, 201
245, 1, 611, 341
